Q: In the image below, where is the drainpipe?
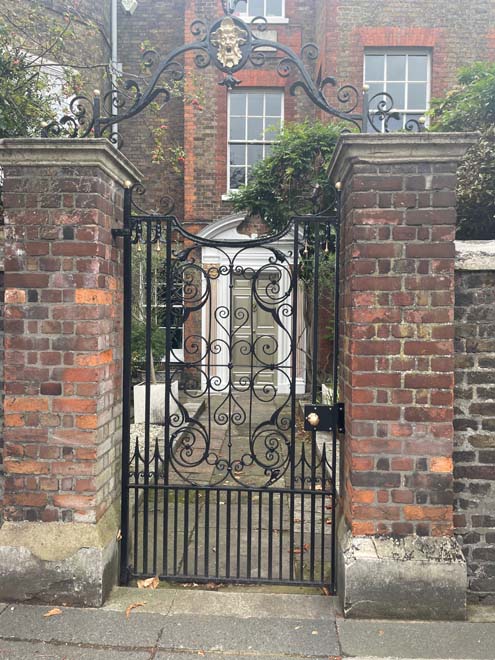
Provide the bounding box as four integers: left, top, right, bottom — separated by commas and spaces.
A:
111, 0, 119, 137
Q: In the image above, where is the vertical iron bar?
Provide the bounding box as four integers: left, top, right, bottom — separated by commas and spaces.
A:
310, 221, 321, 582
279, 493, 283, 580
173, 489, 178, 575
226, 489, 232, 579
205, 490, 210, 578
236, 491, 241, 579
247, 490, 252, 580
289, 218, 300, 581
119, 186, 132, 584
331, 189, 342, 592
268, 491, 273, 580
300, 444, 306, 583
183, 489, 190, 576
142, 220, 153, 574
215, 490, 220, 578
133, 440, 139, 574
164, 218, 173, 485
362, 87, 370, 133
152, 441, 159, 576
258, 492, 262, 579
194, 490, 199, 576
163, 488, 169, 576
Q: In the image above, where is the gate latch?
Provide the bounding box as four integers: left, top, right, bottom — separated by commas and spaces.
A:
303, 403, 345, 433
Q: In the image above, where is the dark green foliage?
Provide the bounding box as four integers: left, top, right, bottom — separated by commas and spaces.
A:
230, 121, 344, 232
430, 62, 495, 240
131, 319, 166, 376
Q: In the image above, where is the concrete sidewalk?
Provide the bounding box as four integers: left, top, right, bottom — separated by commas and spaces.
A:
0, 588, 493, 659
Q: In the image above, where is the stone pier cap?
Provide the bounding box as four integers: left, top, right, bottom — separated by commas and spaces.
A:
328, 132, 479, 184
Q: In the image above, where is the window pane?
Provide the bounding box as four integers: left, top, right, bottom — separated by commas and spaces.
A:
247, 117, 264, 139
387, 55, 406, 81
408, 55, 428, 81
264, 117, 282, 136
230, 144, 245, 166
230, 117, 246, 140
248, 93, 264, 115
230, 167, 246, 189
408, 82, 427, 110
385, 114, 403, 132
248, 144, 263, 165
387, 82, 405, 109
236, 0, 248, 12
267, 0, 283, 15
171, 327, 183, 350
367, 83, 387, 110
230, 93, 246, 115
250, 0, 264, 16
265, 93, 282, 116
365, 54, 384, 81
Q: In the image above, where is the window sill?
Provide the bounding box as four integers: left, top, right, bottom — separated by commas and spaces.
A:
222, 192, 235, 201
238, 15, 289, 24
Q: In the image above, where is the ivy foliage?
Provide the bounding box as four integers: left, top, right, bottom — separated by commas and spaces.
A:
430, 62, 495, 240
230, 120, 344, 233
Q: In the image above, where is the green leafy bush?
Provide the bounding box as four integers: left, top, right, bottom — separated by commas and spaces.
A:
430, 62, 495, 239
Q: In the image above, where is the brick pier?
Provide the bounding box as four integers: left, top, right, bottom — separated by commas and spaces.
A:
329, 133, 477, 619
0, 139, 140, 606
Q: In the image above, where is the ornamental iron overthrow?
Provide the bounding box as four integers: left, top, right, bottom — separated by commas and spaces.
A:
42, 5, 425, 142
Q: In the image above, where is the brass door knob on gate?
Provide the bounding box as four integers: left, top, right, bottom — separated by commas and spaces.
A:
306, 412, 320, 428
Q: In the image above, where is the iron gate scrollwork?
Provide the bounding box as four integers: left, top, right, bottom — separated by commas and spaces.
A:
117, 184, 343, 589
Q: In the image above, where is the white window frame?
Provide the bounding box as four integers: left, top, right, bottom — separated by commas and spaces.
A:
227, 88, 284, 193
363, 49, 431, 131
236, 0, 288, 23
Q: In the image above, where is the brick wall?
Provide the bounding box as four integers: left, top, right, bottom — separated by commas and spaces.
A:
330, 134, 474, 539
117, 0, 186, 220
318, 0, 495, 115
454, 246, 495, 603
1, 143, 133, 524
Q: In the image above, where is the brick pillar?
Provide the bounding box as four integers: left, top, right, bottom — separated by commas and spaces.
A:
0, 139, 140, 606
329, 133, 477, 620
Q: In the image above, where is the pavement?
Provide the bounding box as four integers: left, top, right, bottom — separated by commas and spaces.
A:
0, 587, 494, 660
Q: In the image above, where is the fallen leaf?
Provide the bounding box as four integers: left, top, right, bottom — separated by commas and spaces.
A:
378, 629, 384, 636
137, 576, 159, 590
315, 484, 323, 491
116, 529, 123, 541
125, 601, 146, 618
43, 608, 62, 618
321, 586, 331, 597
206, 582, 220, 590
312, 630, 319, 635
198, 651, 206, 656
325, 518, 332, 525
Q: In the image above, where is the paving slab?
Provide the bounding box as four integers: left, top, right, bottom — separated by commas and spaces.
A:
103, 586, 178, 615
155, 654, 331, 659
0, 640, 152, 659
169, 589, 335, 620
157, 613, 340, 656
0, 604, 165, 648
337, 619, 495, 659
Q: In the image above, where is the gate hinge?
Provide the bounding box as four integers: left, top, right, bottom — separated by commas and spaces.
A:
304, 403, 345, 434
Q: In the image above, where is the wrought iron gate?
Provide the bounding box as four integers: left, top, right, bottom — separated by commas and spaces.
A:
118, 188, 343, 590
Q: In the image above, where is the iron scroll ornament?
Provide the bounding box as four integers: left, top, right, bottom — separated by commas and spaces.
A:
42, 6, 425, 141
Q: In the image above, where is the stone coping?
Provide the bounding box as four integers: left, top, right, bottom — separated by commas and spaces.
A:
455, 240, 495, 271
328, 132, 479, 186
0, 137, 142, 187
